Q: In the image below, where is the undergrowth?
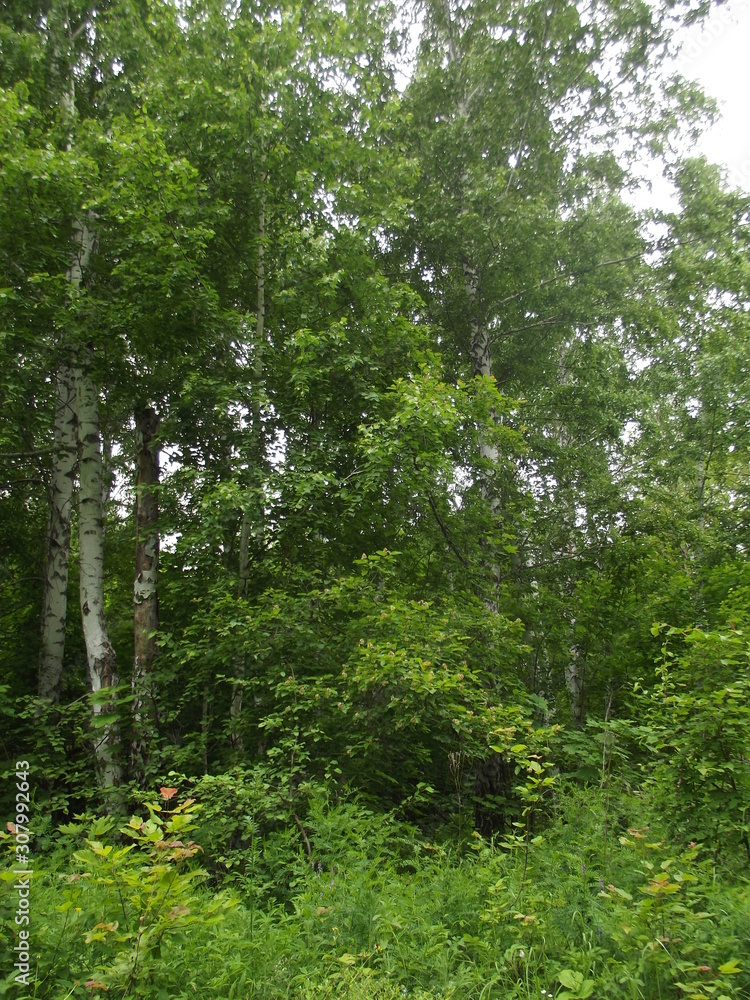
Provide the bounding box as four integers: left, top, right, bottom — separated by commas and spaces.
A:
2, 783, 748, 1000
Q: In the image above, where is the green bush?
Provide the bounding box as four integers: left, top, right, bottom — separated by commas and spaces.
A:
633, 624, 750, 863
2, 780, 748, 999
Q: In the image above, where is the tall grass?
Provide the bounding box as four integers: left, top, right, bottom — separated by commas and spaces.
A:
2, 784, 748, 1000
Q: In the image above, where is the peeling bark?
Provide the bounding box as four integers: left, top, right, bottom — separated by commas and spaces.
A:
77, 336, 121, 790
131, 406, 160, 780
38, 217, 94, 700
38, 364, 78, 702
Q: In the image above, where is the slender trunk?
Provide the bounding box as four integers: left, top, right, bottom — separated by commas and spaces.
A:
101, 428, 114, 510
465, 264, 490, 371
565, 652, 585, 727
463, 260, 503, 610
77, 334, 121, 790
131, 406, 160, 780
693, 403, 717, 620
237, 517, 251, 600
201, 686, 213, 775
37, 14, 80, 703
464, 260, 499, 464
231, 175, 267, 749
38, 215, 93, 699
552, 352, 586, 726
38, 364, 78, 701
50, 13, 122, 786
231, 516, 250, 749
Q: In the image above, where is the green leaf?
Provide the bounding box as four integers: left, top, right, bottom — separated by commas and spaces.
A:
718, 960, 742, 975
558, 970, 584, 991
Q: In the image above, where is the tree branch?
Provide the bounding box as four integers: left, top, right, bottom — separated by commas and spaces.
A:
425, 491, 470, 568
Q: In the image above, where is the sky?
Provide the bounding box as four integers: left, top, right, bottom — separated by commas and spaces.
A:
663, 0, 750, 194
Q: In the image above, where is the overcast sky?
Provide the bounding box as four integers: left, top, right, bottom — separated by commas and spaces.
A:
671, 0, 750, 191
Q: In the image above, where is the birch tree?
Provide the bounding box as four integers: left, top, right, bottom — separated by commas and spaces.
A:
392, 0, 714, 721
35, 6, 92, 703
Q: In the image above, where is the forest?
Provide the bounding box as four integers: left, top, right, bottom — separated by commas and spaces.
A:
0, 0, 749, 995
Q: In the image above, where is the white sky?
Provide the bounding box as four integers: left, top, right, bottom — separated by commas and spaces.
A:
637, 0, 750, 209
674, 0, 750, 191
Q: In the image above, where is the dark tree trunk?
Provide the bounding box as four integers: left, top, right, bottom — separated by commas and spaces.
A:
131, 405, 160, 780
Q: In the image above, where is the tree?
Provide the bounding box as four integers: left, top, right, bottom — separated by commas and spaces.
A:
382, 0, 717, 722
131, 404, 160, 776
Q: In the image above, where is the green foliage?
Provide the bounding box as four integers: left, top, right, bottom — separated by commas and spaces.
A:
4, 785, 748, 999
0, 697, 96, 828
0, 792, 235, 997
157, 547, 532, 804
3, 0, 750, 995
598, 833, 746, 1000
631, 624, 750, 863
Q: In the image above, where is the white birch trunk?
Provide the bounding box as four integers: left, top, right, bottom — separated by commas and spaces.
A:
38, 365, 78, 701
464, 261, 500, 463
463, 260, 503, 610
38, 217, 94, 699
565, 653, 585, 727
77, 328, 121, 789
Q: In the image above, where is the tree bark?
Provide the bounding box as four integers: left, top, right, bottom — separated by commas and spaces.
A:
77, 332, 121, 790
464, 260, 500, 464
462, 259, 504, 611
565, 651, 585, 727
38, 216, 94, 700
38, 364, 78, 701
37, 9, 82, 703
231, 514, 250, 750
131, 405, 160, 779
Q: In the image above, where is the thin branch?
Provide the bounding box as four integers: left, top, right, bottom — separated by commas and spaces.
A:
491, 315, 561, 341
292, 813, 312, 858
425, 491, 470, 568
0, 448, 55, 460
496, 250, 646, 310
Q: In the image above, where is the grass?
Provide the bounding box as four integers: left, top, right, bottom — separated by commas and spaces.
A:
2, 783, 749, 1000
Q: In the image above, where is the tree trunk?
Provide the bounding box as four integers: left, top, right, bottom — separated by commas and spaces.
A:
230, 515, 250, 750
231, 175, 267, 749
565, 650, 585, 728
38, 363, 78, 702
463, 260, 505, 611
131, 405, 160, 780
38, 216, 94, 700
77, 335, 121, 790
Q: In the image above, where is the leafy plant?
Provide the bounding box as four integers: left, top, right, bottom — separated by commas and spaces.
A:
35, 789, 233, 996
636, 624, 750, 862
